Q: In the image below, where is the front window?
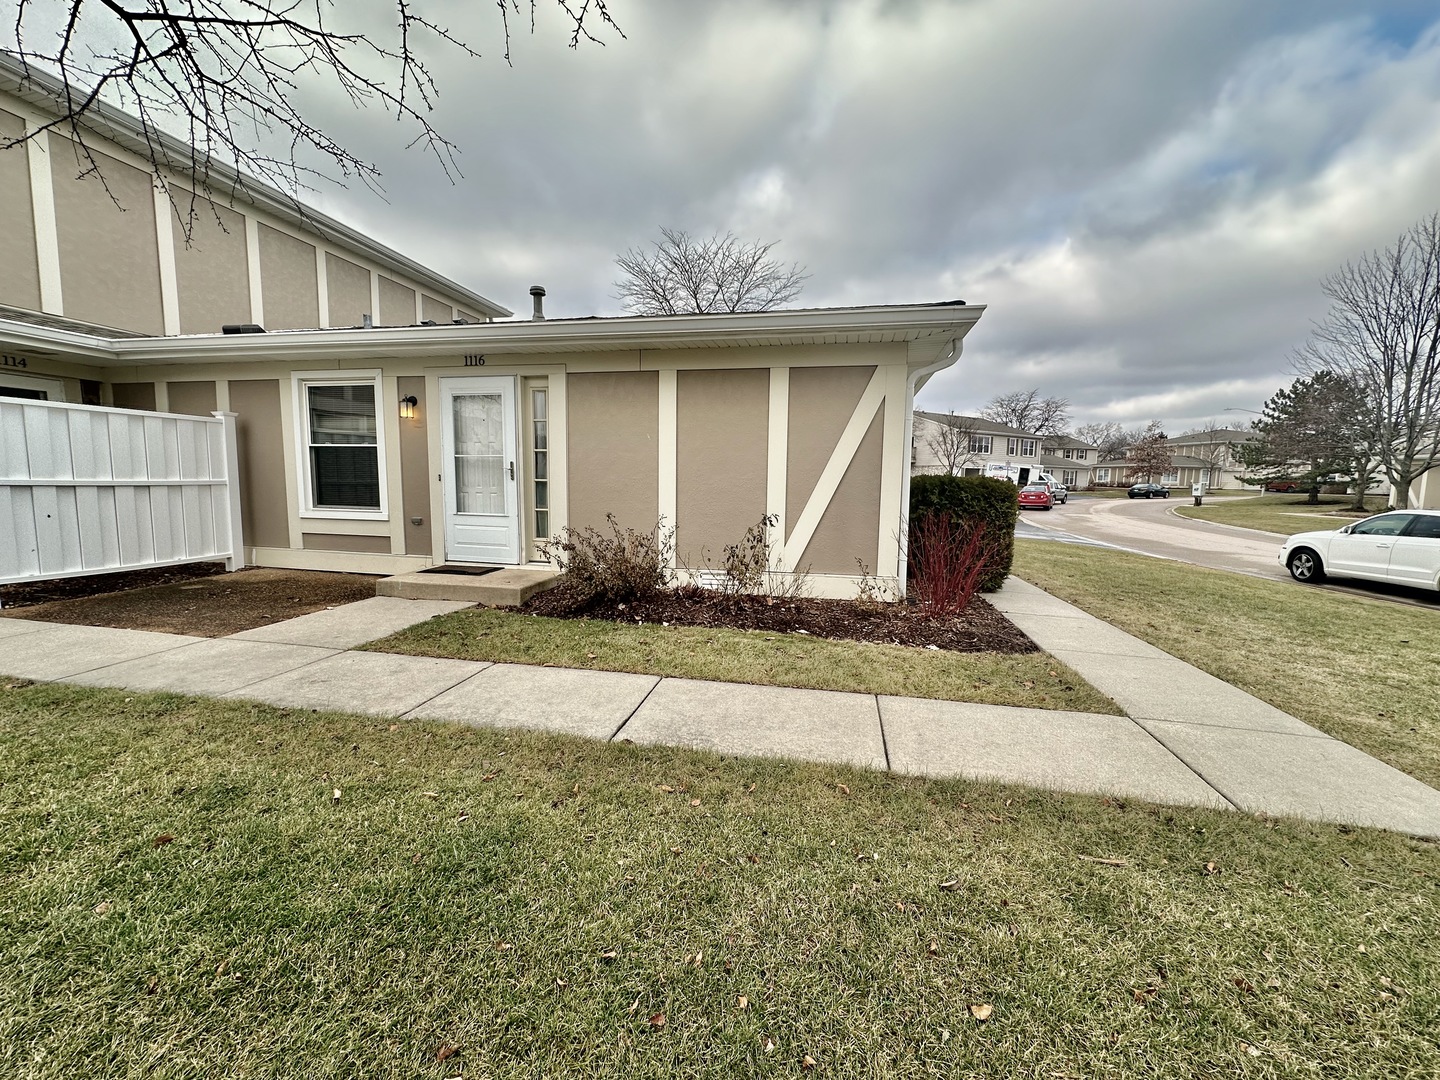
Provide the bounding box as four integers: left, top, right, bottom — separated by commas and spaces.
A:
1162, 470, 1179, 484
1096, 468, 1110, 483
1007, 438, 1019, 456
1021, 439, 1037, 457
302, 380, 383, 513
1077, 449, 1087, 460
969, 434, 992, 455
1062, 448, 1073, 459
1062, 470, 1078, 487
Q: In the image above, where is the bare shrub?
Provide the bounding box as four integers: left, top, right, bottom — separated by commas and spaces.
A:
852, 559, 899, 612
720, 515, 773, 593
907, 511, 999, 615
542, 515, 674, 605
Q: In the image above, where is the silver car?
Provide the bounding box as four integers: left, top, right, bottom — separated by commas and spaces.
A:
1280, 510, 1440, 591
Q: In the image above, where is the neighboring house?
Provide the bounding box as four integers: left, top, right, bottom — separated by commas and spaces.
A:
0, 54, 985, 598
1040, 434, 1099, 490
911, 412, 1046, 485
1092, 428, 1258, 491
1394, 467, 1440, 510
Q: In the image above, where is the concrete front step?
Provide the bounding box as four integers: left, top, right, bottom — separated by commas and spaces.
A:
377, 566, 561, 606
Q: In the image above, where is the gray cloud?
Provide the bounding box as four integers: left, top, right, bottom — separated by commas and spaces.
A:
260, 1, 1440, 431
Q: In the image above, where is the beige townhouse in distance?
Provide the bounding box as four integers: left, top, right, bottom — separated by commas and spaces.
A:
911, 411, 1048, 485
0, 53, 985, 598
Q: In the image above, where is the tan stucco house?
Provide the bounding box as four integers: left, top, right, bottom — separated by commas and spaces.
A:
1, 54, 984, 598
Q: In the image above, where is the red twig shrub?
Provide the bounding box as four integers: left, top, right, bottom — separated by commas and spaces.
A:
907, 511, 998, 615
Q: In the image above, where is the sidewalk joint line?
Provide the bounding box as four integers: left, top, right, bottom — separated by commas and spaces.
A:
874, 695, 891, 772
215, 645, 342, 697
396, 656, 496, 718
1130, 716, 1243, 812
1130, 714, 1331, 739
608, 676, 663, 742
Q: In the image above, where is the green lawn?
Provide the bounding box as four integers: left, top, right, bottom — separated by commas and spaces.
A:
1013, 541, 1440, 786
2, 682, 1437, 1078
362, 606, 1120, 715
1174, 494, 1388, 536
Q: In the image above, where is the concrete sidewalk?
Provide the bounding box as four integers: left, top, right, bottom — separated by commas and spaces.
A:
3, 582, 1439, 837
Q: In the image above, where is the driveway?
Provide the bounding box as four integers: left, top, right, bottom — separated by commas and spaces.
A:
1016, 494, 1288, 581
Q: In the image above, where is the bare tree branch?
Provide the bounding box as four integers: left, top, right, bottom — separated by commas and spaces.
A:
1124, 421, 1172, 484
923, 412, 981, 475
979, 388, 1071, 438
614, 227, 809, 315
1296, 213, 1440, 508
3, 1, 623, 239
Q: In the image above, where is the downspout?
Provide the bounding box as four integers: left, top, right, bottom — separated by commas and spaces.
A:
897, 337, 963, 598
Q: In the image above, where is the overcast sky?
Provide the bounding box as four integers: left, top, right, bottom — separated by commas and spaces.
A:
34, 0, 1440, 432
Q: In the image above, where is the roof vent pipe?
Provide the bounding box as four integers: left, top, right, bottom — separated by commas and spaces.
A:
362, 313, 373, 329
530, 285, 546, 321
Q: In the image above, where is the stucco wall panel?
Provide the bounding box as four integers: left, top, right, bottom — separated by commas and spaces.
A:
422, 294, 453, 323
50, 137, 164, 334
173, 198, 250, 333
379, 276, 416, 326
326, 253, 371, 328
0, 108, 41, 311
302, 532, 392, 553
229, 378, 291, 549
397, 375, 432, 555
675, 368, 768, 565
792, 409, 884, 575
567, 371, 658, 534
257, 224, 318, 330
167, 380, 217, 416
785, 365, 875, 542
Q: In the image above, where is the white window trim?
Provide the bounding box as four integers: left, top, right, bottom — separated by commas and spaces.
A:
970, 435, 992, 455
0, 370, 67, 401
1021, 439, 1037, 457
292, 370, 389, 520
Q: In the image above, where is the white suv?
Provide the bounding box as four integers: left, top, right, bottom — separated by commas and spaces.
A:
1280, 510, 1440, 591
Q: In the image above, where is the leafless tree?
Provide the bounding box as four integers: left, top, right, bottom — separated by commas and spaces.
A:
923, 412, 981, 475
1070, 420, 1132, 460
614, 227, 809, 315
980, 388, 1071, 438
1124, 421, 1172, 483
3, 1, 621, 236
1296, 213, 1440, 508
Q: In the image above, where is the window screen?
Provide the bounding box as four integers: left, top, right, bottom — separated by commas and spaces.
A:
307, 384, 380, 509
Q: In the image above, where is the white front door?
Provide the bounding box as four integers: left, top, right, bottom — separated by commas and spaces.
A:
441, 376, 520, 564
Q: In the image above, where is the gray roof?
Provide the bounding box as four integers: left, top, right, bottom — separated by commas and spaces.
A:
1042, 434, 1099, 451
1169, 428, 1252, 445
914, 411, 1039, 438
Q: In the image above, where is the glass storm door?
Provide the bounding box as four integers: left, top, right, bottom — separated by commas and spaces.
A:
440, 376, 520, 564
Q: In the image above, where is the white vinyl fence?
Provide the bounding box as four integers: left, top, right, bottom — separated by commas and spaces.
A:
0, 399, 244, 587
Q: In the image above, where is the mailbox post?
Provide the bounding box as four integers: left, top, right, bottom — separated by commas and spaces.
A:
1192, 482, 1204, 507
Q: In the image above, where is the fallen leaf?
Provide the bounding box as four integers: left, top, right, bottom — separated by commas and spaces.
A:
1233, 977, 1255, 993
763, 1037, 776, 1053
969, 1003, 994, 1022
628, 998, 640, 1015
420, 791, 439, 799
435, 1044, 458, 1063
1203, 861, 1219, 875
215, 960, 230, 977
387, 724, 399, 732
332, 788, 342, 804
1265, 976, 1281, 988
556, 978, 569, 989
669, 846, 683, 855
152, 833, 175, 848
927, 941, 939, 955
93, 901, 111, 915
737, 996, 749, 1010
689, 798, 701, 807
495, 941, 512, 951
586, 651, 597, 660
746, 783, 756, 794
836, 783, 851, 796
601, 950, 618, 962
658, 785, 675, 793
693, 949, 703, 967
938, 879, 962, 892
802, 1054, 817, 1069
1357, 944, 1368, 953
648, 1012, 666, 1029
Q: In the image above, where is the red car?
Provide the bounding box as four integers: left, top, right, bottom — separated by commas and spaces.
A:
1018, 484, 1054, 510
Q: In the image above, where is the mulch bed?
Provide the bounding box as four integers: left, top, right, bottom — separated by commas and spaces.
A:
0, 567, 380, 637
521, 582, 1037, 654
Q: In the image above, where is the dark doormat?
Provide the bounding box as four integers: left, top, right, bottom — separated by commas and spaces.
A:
417, 565, 502, 577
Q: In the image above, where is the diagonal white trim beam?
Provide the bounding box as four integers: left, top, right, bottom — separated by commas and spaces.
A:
779, 366, 886, 571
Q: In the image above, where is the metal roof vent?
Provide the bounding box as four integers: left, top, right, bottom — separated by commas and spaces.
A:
530, 285, 546, 321
222, 323, 265, 334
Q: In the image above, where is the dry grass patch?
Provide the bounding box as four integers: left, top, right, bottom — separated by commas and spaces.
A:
0, 683, 1436, 1078
362, 607, 1119, 714
1174, 494, 1388, 536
